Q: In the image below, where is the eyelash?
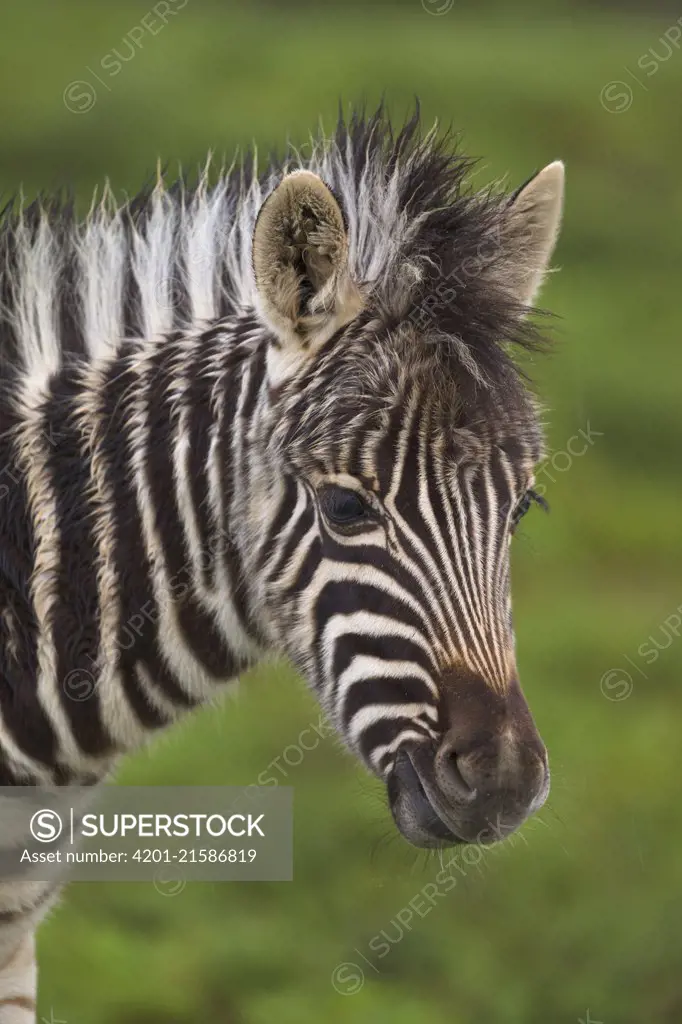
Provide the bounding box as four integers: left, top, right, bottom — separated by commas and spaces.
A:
512, 488, 549, 529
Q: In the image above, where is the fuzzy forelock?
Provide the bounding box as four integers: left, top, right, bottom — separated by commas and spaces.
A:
0, 104, 548, 398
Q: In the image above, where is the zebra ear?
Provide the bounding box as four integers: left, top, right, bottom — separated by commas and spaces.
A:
501, 161, 565, 306
252, 170, 363, 349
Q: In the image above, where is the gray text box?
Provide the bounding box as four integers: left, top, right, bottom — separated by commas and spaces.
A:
0, 786, 292, 882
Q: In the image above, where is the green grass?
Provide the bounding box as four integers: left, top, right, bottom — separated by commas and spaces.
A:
1, 2, 680, 1021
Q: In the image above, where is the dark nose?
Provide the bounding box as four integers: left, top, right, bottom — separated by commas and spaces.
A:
406, 671, 548, 845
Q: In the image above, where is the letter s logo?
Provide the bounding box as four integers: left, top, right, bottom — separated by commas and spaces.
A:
30, 809, 63, 843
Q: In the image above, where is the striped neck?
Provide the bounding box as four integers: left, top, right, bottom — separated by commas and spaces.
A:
1, 318, 273, 783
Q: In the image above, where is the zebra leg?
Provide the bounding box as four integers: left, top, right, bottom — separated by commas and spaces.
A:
0, 930, 36, 1023
0, 881, 61, 1024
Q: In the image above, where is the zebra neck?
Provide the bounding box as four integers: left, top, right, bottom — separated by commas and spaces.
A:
1, 322, 271, 783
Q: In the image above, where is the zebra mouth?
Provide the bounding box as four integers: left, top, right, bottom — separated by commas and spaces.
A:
387, 749, 464, 848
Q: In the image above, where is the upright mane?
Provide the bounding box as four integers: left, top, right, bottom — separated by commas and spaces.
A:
0, 106, 544, 386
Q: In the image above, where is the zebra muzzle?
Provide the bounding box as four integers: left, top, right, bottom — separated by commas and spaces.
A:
387, 674, 549, 848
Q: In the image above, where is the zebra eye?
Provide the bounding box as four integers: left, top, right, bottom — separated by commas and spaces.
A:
511, 488, 549, 531
320, 486, 369, 526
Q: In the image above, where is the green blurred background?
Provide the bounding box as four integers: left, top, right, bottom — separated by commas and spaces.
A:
2, 1, 681, 1021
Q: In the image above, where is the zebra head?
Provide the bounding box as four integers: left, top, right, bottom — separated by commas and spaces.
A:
249, 125, 564, 848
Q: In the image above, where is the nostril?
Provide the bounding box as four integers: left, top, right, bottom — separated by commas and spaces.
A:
435, 742, 477, 802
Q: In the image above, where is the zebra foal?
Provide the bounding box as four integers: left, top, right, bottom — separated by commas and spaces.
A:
0, 109, 564, 1018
